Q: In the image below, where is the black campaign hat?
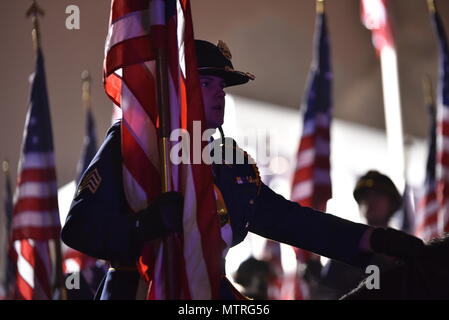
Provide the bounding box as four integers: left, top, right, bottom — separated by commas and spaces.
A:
353, 170, 402, 214
195, 40, 255, 87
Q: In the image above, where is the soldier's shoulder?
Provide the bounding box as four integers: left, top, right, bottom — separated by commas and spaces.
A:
222, 138, 262, 193
106, 120, 121, 136
99, 121, 122, 152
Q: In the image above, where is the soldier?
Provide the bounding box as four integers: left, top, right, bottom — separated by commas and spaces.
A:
61, 40, 423, 300
315, 170, 404, 299
353, 170, 402, 228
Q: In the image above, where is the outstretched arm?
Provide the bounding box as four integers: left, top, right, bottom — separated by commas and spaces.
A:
248, 184, 373, 267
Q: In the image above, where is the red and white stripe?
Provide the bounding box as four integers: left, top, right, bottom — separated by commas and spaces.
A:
12, 239, 53, 300
104, 0, 222, 299
291, 113, 331, 211
12, 152, 60, 239
290, 109, 329, 301
360, 0, 394, 56
415, 186, 440, 241
10, 149, 60, 300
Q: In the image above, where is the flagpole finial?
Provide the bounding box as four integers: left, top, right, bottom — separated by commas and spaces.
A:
316, 0, 325, 14
26, 0, 45, 51
427, 0, 436, 13
2, 160, 9, 174
81, 70, 92, 109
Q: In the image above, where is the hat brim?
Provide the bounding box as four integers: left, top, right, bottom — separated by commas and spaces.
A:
198, 67, 251, 87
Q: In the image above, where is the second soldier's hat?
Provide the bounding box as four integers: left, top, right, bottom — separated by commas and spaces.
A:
353, 170, 402, 214
195, 40, 255, 87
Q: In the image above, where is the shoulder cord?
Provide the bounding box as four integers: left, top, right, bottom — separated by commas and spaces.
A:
219, 126, 262, 195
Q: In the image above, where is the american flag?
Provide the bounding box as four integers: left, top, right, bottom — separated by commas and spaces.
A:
415, 101, 439, 241
431, 2, 449, 236
360, 0, 394, 56
290, 3, 332, 300
103, 0, 221, 299
9, 49, 61, 300
291, 4, 332, 216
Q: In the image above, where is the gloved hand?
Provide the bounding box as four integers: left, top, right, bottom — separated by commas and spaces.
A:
137, 192, 184, 241
370, 227, 424, 261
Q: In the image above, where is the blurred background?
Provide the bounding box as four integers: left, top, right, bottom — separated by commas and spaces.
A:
1, 0, 449, 299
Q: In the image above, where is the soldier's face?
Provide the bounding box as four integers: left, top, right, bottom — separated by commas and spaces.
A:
200, 75, 226, 129
358, 190, 393, 227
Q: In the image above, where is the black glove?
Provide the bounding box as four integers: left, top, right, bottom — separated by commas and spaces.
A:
370, 227, 424, 261
137, 192, 184, 241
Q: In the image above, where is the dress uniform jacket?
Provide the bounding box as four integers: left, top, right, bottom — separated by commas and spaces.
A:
61, 122, 372, 300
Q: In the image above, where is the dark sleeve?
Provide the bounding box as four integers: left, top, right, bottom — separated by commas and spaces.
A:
248, 184, 372, 267
61, 123, 141, 263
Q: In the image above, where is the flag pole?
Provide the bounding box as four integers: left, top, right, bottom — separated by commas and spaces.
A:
2, 160, 16, 299
156, 47, 172, 193
360, 0, 405, 192
2, 160, 12, 232
427, 0, 436, 14
26, 0, 66, 300
379, 5, 405, 193
152, 2, 172, 194
151, 0, 178, 299
317, 0, 324, 14
422, 75, 435, 112
26, 0, 44, 51
426, 0, 449, 234
81, 70, 92, 111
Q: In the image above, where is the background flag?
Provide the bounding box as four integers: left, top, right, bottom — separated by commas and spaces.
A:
360, 0, 394, 56
415, 87, 439, 241
290, 0, 332, 300
9, 48, 61, 300
291, 1, 332, 212
430, 1, 449, 235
